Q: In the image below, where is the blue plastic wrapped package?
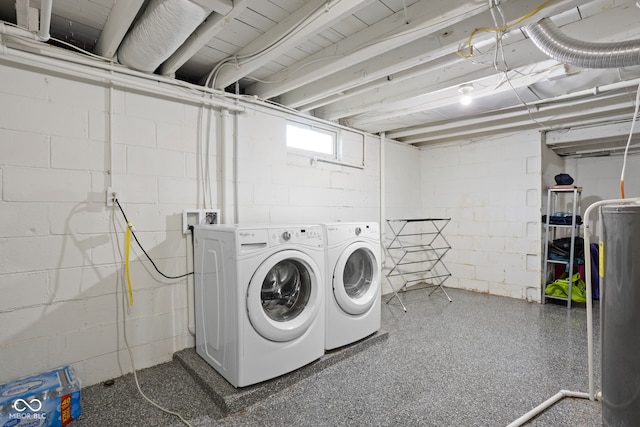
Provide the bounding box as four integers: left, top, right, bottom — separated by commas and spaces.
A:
0, 366, 81, 427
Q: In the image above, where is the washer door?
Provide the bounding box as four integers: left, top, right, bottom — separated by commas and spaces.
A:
247, 250, 322, 342
333, 242, 380, 315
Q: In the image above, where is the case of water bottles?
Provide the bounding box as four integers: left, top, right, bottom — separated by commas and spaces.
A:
0, 366, 81, 427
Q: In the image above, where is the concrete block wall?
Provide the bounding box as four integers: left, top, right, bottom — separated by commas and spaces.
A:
0, 60, 384, 387
382, 140, 423, 294
235, 107, 381, 225
0, 61, 217, 387
419, 132, 543, 301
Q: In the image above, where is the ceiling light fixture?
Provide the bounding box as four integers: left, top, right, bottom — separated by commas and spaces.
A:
458, 83, 474, 106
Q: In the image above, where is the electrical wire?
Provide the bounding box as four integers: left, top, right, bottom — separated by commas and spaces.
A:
620, 82, 640, 198
457, 0, 554, 59
115, 199, 193, 280
482, 0, 546, 130
110, 206, 194, 427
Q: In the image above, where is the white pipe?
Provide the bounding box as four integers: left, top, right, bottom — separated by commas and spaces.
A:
38, 0, 52, 40
0, 21, 44, 40
233, 110, 240, 224
380, 132, 386, 269
109, 73, 115, 188
0, 0, 52, 41
0, 42, 244, 112
505, 390, 592, 427
220, 108, 235, 224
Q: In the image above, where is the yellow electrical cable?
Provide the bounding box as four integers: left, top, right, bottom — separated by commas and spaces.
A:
457, 0, 555, 59
125, 221, 134, 306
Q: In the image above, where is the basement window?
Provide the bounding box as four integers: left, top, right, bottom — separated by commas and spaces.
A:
286, 121, 336, 158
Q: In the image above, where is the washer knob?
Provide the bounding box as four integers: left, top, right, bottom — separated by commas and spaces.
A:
282, 231, 291, 241
355, 227, 362, 236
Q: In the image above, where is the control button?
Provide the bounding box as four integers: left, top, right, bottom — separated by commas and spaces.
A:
355, 227, 362, 236
282, 231, 291, 241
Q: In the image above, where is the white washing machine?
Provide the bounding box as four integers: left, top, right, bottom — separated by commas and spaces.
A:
193, 224, 325, 388
323, 222, 381, 350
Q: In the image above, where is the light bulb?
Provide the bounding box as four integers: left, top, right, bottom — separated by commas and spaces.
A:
460, 93, 473, 105
458, 83, 474, 106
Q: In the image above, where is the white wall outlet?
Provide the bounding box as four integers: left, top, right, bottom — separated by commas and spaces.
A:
106, 187, 118, 207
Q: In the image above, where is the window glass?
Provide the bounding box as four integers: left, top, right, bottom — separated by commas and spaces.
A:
286, 122, 336, 156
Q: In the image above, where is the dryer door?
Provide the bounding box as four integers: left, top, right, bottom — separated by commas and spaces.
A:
247, 250, 322, 342
333, 242, 380, 315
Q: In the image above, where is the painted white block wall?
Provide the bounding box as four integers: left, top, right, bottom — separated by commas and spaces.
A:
0, 63, 213, 387
235, 107, 381, 225
419, 132, 543, 301
382, 140, 423, 295
0, 60, 384, 387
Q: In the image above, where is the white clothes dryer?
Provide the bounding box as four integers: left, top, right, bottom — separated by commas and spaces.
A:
193, 224, 325, 388
322, 222, 381, 350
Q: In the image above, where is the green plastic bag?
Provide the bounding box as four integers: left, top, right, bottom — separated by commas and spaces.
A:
545, 272, 587, 303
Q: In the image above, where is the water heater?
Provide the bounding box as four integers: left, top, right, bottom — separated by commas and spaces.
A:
601, 204, 640, 426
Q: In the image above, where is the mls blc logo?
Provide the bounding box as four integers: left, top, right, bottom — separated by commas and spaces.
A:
13, 398, 42, 412
9, 398, 47, 420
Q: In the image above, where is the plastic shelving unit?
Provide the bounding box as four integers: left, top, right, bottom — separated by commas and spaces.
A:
384, 218, 452, 311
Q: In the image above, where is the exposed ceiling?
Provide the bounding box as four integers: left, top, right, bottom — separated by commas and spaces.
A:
0, 0, 639, 156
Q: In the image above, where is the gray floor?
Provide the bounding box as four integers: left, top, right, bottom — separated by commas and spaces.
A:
76, 288, 602, 426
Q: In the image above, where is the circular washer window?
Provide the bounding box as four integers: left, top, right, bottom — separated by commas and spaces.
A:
333, 242, 380, 315
261, 259, 311, 321
247, 250, 321, 342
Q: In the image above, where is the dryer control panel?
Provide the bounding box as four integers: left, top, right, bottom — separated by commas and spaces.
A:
326, 222, 379, 243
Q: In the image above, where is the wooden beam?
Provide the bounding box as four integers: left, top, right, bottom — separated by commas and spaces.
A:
159, 0, 255, 76
246, 0, 488, 99
94, 0, 145, 59
212, 0, 372, 90
275, 0, 585, 109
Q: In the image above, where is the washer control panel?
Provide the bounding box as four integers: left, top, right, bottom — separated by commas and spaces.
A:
270, 226, 323, 247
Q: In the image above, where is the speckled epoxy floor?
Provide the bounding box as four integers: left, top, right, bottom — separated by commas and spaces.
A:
76, 288, 602, 426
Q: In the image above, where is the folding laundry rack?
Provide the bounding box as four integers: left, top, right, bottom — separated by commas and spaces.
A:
384, 218, 452, 311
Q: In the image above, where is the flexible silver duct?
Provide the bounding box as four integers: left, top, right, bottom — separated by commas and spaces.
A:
526, 18, 640, 69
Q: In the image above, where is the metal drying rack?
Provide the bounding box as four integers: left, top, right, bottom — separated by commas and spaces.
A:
384, 218, 452, 311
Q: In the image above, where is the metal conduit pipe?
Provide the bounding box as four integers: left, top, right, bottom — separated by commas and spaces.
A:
526, 17, 640, 69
